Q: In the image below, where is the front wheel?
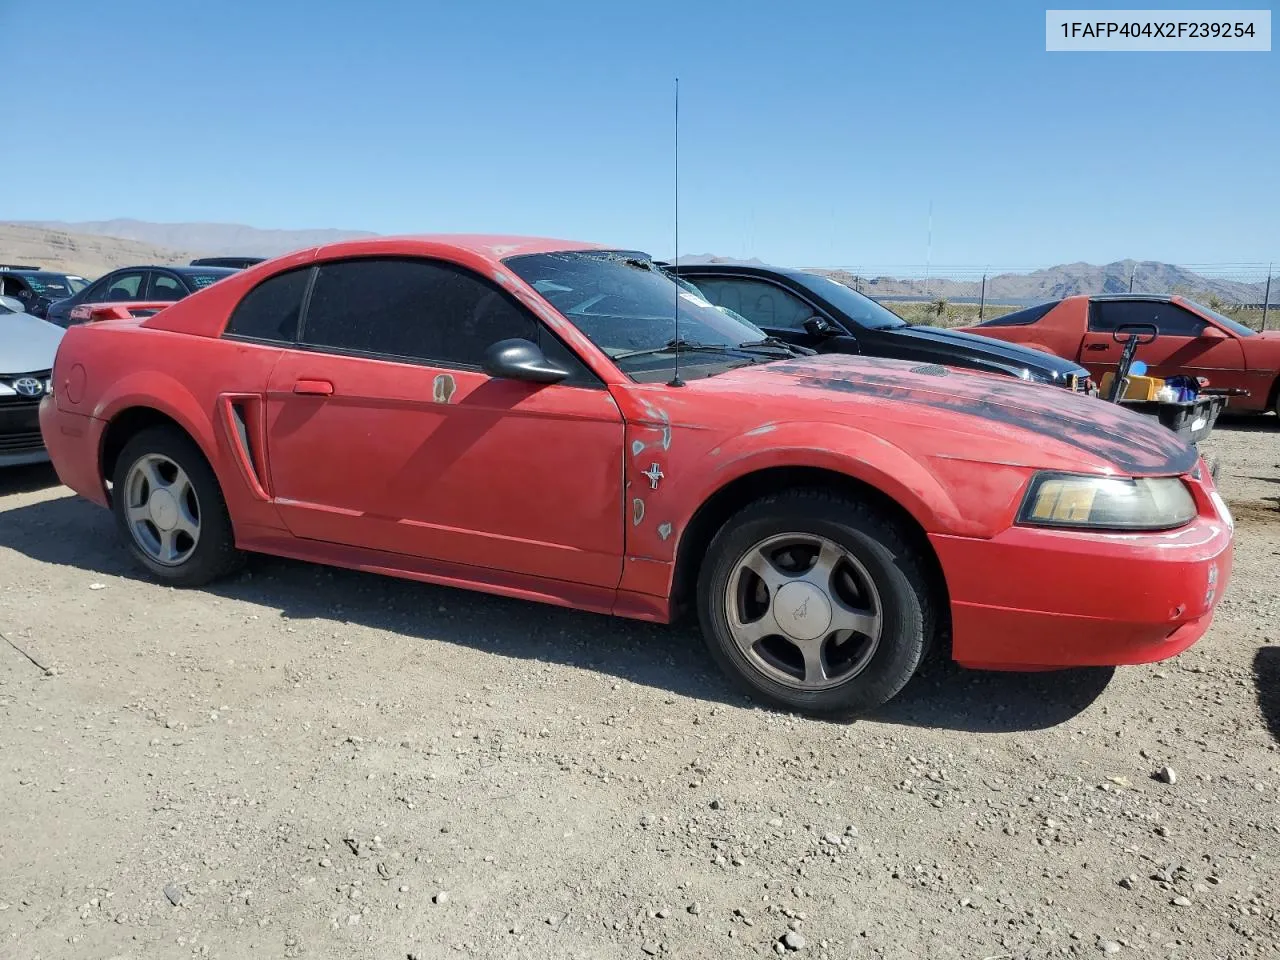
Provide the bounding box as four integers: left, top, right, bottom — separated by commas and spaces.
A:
697, 489, 936, 717
111, 426, 245, 586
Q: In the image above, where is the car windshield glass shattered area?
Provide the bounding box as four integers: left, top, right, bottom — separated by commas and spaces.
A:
504, 251, 773, 378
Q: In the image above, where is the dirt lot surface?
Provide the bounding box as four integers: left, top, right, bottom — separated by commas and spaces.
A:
2, 419, 1277, 960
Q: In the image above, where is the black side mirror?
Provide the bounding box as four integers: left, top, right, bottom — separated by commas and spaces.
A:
482, 338, 570, 384
803, 316, 839, 337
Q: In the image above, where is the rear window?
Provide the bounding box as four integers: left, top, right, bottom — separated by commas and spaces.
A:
976, 301, 1060, 327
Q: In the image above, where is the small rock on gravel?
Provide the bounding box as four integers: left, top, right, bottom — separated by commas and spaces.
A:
1119, 875, 1138, 889
1155, 766, 1178, 785
1172, 896, 1192, 907
782, 931, 807, 950
687, 902, 702, 915
641, 942, 660, 956
433, 891, 449, 905
162, 884, 183, 906
1101, 940, 1122, 954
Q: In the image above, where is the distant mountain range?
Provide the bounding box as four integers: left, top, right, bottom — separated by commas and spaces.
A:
12, 219, 376, 258
816, 260, 1271, 304
0, 223, 203, 279
2, 220, 1270, 304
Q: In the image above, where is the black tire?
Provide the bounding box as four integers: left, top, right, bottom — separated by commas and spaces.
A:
111, 425, 245, 587
696, 488, 935, 717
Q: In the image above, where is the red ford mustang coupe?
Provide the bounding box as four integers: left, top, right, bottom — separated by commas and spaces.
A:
40, 236, 1234, 715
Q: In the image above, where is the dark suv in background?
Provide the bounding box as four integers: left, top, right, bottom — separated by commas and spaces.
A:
0, 266, 89, 319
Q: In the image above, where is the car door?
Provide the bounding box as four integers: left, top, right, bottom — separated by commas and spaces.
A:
1083, 299, 1246, 387
263, 255, 626, 588
685, 275, 846, 351
146, 270, 187, 301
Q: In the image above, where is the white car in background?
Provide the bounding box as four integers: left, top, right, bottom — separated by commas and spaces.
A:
1, 295, 62, 467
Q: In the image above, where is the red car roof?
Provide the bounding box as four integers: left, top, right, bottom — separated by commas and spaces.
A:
300, 234, 613, 263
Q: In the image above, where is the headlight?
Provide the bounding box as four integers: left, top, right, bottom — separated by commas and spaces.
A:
1018, 473, 1196, 531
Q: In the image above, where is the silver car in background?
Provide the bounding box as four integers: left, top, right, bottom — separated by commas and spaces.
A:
1, 295, 63, 466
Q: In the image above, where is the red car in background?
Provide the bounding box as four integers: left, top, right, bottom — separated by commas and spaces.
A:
962, 295, 1280, 415
39, 236, 1234, 716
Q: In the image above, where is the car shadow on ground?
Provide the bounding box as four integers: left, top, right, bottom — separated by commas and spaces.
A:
1254, 647, 1280, 745
1214, 413, 1279, 433
0, 493, 1113, 733
0, 463, 61, 496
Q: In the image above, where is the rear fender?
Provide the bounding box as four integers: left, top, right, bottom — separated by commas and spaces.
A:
94, 371, 219, 471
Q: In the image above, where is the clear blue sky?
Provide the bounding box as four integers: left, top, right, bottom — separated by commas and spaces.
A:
3, 0, 1276, 267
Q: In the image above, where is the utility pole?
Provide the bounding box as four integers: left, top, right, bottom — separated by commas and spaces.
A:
1263, 262, 1273, 332
924, 200, 933, 298
978, 272, 987, 320
1129, 263, 1137, 292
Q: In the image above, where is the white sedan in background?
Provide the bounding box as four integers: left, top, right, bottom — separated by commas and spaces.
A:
1, 295, 63, 467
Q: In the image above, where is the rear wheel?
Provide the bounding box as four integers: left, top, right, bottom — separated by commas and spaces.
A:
111, 426, 245, 586
697, 489, 935, 717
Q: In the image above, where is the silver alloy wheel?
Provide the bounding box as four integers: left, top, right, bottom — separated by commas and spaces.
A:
123, 453, 202, 566
724, 533, 883, 691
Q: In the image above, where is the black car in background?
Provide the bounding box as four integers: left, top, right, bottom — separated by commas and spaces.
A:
190, 256, 266, 269
0, 266, 90, 319
670, 263, 1093, 392
45, 264, 237, 327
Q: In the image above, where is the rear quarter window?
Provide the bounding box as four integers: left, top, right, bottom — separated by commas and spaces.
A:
224, 267, 312, 342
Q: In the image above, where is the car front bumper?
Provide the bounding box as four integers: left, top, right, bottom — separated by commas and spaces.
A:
930, 476, 1233, 670
0, 396, 50, 467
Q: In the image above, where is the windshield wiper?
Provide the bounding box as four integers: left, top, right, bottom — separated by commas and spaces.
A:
612, 338, 737, 361
736, 337, 810, 357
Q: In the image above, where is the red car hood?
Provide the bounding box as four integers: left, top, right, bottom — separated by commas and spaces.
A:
689, 354, 1197, 477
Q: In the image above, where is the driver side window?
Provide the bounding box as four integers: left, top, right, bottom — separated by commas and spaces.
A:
297, 257, 598, 384
1089, 300, 1207, 337
690, 277, 817, 332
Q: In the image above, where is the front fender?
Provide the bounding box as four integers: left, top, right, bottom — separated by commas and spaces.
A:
698, 421, 964, 533
627, 420, 969, 570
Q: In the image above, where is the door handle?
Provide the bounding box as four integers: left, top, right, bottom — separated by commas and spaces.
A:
1085, 343, 1110, 351
293, 379, 334, 396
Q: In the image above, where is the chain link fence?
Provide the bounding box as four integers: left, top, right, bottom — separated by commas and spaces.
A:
803, 261, 1276, 330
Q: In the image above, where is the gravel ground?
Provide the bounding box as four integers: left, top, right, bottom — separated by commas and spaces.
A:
1, 418, 1277, 960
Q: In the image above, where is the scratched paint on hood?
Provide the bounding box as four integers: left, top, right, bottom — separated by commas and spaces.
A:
769, 356, 1197, 476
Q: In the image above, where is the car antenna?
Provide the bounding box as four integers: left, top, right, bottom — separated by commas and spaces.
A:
667, 76, 685, 388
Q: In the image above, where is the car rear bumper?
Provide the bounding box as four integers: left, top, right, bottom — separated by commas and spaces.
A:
38, 398, 108, 505
930, 495, 1233, 670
